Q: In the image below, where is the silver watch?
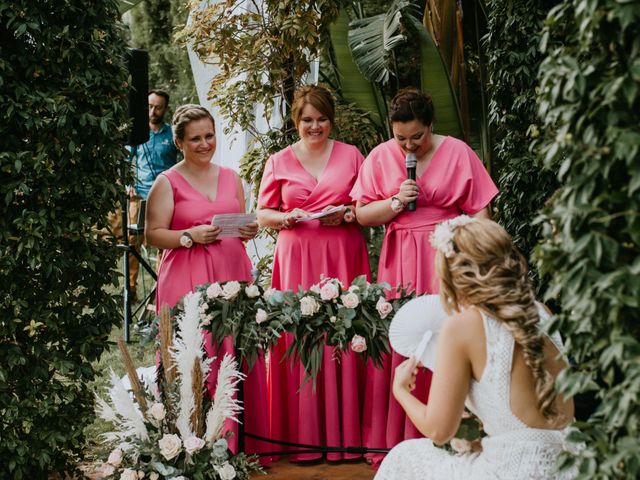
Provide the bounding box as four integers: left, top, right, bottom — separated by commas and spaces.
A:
180, 231, 193, 248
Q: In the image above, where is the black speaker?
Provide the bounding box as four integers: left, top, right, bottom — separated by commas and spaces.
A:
125, 48, 149, 146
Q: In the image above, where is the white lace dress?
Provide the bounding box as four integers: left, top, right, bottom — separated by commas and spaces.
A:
375, 309, 578, 480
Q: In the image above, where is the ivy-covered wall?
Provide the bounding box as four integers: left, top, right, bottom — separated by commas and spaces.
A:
485, 0, 559, 266
535, 0, 640, 477
0, 1, 128, 477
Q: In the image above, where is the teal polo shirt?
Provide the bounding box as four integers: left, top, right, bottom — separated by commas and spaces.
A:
131, 123, 178, 199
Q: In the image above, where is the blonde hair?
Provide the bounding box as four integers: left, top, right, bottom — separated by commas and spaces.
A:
171, 104, 215, 144
291, 84, 335, 128
436, 218, 560, 421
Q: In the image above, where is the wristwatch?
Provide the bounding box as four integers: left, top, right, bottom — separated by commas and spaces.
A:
390, 196, 405, 213
180, 231, 193, 248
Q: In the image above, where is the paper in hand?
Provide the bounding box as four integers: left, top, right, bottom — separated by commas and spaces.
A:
211, 213, 257, 238
296, 205, 345, 222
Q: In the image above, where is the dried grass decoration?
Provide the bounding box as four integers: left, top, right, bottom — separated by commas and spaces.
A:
95, 291, 262, 480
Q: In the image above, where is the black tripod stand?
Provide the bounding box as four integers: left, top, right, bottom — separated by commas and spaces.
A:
117, 194, 157, 343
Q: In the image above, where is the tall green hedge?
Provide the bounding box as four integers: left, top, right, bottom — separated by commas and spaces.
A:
0, 1, 128, 477
535, 0, 640, 477
485, 0, 559, 266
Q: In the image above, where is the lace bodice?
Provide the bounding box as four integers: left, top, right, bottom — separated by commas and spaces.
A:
466, 305, 564, 436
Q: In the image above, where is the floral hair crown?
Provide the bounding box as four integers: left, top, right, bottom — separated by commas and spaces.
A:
430, 215, 475, 257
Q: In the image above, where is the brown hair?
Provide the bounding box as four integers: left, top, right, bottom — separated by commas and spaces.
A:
171, 104, 215, 143
291, 85, 335, 128
436, 218, 560, 421
149, 89, 170, 105
389, 88, 435, 126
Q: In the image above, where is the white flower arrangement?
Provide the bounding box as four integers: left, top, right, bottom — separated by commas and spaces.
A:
430, 215, 475, 257
96, 291, 262, 480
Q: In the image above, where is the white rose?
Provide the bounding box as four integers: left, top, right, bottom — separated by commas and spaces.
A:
376, 297, 393, 319
216, 461, 237, 480
149, 473, 159, 480
300, 296, 320, 316
350, 334, 367, 353
320, 282, 339, 301
149, 403, 166, 421
158, 433, 182, 460
263, 287, 276, 301
206, 282, 223, 298
329, 316, 337, 323
221, 281, 242, 300
184, 435, 206, 455
340, 292, 359, 309
245, 284, 260, 298
107, 447, 123, 466
120, 469, 138, 480
256, 308, 268, 324
450, 438, 472, 453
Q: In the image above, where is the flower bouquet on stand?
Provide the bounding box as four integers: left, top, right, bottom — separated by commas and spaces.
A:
95, 292, 262, 480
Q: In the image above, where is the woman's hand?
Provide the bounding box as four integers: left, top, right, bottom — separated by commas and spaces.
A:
239, 221, 259, 240
396, 179, 419, 206
318, 205, 346, 226
393, 356, 419, 397
282, 208, 309, 228
189, 224, 221, 244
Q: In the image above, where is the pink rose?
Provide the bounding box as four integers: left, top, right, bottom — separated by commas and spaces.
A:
100, 464, 115, 477
376, 297, 393, 319
119, 469, 138, 480
341, 292, 359, 309
350, 334, 367, 353
107, 447, 123, 466
450, 438, 472, 453
206, 283, 223, 299
256, 308, 268, 324
320, 282, 339, 301
184, 436, 206, 455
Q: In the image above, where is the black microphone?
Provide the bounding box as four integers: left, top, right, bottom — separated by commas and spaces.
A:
406, 152, 417, 211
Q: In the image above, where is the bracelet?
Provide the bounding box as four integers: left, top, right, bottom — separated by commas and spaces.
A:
390, 196, 405, 213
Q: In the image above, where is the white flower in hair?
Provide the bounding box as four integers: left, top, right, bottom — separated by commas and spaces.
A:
430, 215, 475, 257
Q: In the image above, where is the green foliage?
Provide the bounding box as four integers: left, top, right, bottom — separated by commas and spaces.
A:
127, 0, 198, 108
0, 0, 128, 476
535, 0, 640, 477
484, 0, 559, 266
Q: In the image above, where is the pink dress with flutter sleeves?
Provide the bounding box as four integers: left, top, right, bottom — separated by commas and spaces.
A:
350, 136, 498, 466
258, 140, 371, 461
155, 166, 271, 461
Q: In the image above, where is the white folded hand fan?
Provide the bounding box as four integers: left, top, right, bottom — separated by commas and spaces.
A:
388, 294, 449, 371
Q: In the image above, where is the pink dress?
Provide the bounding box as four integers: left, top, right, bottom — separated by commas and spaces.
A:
350, 137, 498, 465
258, 141, 371, 461
155, 166, 271, 460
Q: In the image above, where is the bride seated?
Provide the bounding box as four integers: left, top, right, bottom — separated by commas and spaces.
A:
376, 217, 579, 480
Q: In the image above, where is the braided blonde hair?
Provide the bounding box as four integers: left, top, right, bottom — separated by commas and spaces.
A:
171, 104, 215, 145
435, 218, 560, 421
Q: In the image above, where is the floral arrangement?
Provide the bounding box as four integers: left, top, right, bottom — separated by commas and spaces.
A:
96, 292, 262, 480
181, 275, 410, 381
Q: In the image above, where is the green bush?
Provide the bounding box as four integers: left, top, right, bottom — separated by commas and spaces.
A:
535, 0, 640, 477
0, 1, 129, 477
485, 0, 559, 267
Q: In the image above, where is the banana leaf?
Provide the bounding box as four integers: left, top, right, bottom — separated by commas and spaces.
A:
328, 9, 388, 135
409, 15, 464, 139
347, 0, 415, 85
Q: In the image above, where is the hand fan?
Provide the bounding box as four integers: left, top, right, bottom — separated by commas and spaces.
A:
388, 294, 449, 371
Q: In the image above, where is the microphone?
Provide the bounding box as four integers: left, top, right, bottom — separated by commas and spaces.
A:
405, 152, 417, 211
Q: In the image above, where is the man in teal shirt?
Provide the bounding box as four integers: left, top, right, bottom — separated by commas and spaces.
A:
127, 89, 178, 299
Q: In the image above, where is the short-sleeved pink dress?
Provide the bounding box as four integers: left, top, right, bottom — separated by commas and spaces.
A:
258, 140, 371, 461
350, 137, 499, 466
155, 166, 271, 460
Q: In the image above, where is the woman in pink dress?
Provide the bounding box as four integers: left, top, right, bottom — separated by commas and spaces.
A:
145, 104, 270, 459
257, 85, 371, 461
350, 88, 499, 466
